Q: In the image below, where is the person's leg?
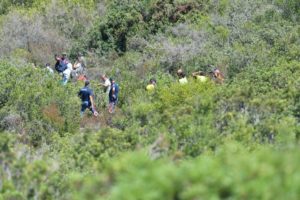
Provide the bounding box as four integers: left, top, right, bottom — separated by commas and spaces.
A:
108, 102, 113, 114
108, 96, 114, 113
71, 70, 76, 79
77, 66, 84, 75
80, 101, 89, 116
108, 99, 117, 114
88, 102, 94, 114
62, 74, 68, 85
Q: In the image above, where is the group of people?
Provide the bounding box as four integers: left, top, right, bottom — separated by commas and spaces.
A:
177, 67, 224, 85
77, 75, 120, 116
146, 67, 224, 91
46, 52, 224, 116
45, 52, 119, 116
77, 76, 120, 116
79, 66, 223, 117
45, 53, 87, 85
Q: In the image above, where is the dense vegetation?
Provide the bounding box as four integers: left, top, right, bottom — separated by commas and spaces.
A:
0, 0, 299, 199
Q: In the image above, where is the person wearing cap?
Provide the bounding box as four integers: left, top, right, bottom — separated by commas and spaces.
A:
78, 80, 98, 117
108, 77, 119, 114
177, 69, 188, 84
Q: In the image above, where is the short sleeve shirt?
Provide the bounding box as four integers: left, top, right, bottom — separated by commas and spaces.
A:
179, 77, 188, 84
109, 83, 119, 99
79, 87, 94, 102
146, 84, 155, 91
104, 79, 111, 93
196, 75, 207, 82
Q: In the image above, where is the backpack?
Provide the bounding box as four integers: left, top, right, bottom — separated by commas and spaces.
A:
55, 61, 67, 73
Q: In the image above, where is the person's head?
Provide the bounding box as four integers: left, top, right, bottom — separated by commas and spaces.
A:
213, 68, 221, 76
84, 80, 90, 87
55, 54, 61, 61
150, 78, 156, 85
177, 69, 185, 78
101, 74, 107, 81
62, 53, 67, 59
109, 77, 115, 84
45, 63, 51, 67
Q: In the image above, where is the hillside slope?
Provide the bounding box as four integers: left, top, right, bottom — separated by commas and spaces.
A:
0, 0, 299, 199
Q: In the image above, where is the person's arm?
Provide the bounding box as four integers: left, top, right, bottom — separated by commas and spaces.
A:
89, 95, 98, 116
89, 95, 95, 109
73, 61, 79, 69
80, 57, 87, 67
112, 85, 118, 99
192, 72, 200, 77
55, 62, 59, 72
112, 86, 116, 95
98, 83, 106, 86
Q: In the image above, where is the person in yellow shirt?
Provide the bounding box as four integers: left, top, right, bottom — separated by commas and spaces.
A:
192, 71, 208, 83
177, 69, 188, 84
146, 78, 156, 91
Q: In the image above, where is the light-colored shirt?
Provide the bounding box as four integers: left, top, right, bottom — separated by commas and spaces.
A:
73, 62, 82, 69
179, 77, 188, 84
46, 66, 54, 73
146, 84, 155, 91
196, 75, 207, 82
79, 56, 87, 68
104, 79, 111, 93
63, 63, 72, 79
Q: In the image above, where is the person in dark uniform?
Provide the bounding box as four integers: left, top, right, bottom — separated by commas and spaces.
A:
78, 80, 98, 116
108, 78, 119, 114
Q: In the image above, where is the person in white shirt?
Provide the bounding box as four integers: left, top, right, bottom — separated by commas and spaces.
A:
62, 62, 72, 85
45, 63, 54, 74
99, 74, 111, 106
99, 74, 111, 94
72, 57, 83, 78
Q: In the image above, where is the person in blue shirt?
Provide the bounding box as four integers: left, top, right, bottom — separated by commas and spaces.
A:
108, 78, 119, 114
54, 55, 67, 73
78, 80, 98, 117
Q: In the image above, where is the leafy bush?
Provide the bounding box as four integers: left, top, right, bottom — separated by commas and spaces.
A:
0, 61, 80, 146
0, 0, 299, 199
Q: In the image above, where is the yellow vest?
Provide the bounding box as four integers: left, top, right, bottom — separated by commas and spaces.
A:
196, 75, 207, 82
179, 77, 188, 84
146, 84, 155, 91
